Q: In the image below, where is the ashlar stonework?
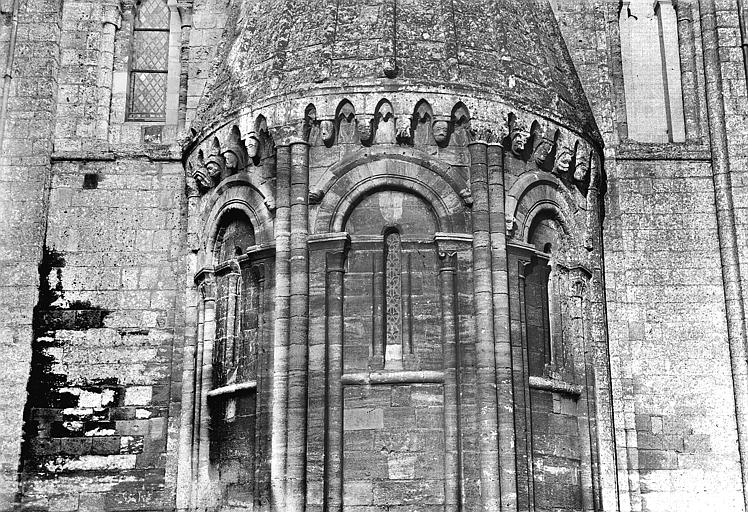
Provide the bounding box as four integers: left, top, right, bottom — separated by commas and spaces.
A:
0, 0, 747, 511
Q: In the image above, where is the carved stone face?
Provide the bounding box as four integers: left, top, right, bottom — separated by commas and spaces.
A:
554, 147, 573, 174
246, 136, 259, 159
433, 121, 449, 145
511, 130, 530, 155
396, 116, 411, 142
320, 121, 334, 145
191, 163, 212, 191
356, 117, 373, 143
533, 138, 554, 166
574, 160, 589, 182
206, 161, 222, 179
224, 151, 238, 171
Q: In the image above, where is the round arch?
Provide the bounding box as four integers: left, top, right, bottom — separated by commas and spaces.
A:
201, 179, 274, 267
313, 157, 469, 235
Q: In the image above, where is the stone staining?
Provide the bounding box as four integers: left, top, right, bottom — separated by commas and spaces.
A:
383, 230, 403, 367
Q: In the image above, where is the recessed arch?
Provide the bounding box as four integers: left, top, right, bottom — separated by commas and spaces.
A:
313, 156, 468, 235
201, 178, 274, 267
506, 171, 581, 242
312, 146, 468, 210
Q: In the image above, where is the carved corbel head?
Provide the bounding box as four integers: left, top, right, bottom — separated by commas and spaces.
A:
205, 138, 225, 183
533, 128, 558, 168
553, 142, 574, 176
432, 120, 450, 146
356, 114, 375, 145
190, 155, 212, 193
222, 128, 248, 175
396, 115, 412, 144
509, 116, 530, 156
264, 196, 276, 213
574, 144, 591, 183
319, 120, 335, 146
468, 119, 501, 144
245, 132, 260, 160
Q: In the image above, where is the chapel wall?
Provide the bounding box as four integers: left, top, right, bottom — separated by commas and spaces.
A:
16, 157, 185, 512
552, 1, 748, 510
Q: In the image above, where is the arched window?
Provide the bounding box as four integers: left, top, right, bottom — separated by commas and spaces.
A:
213, 212, 255, 388
526, 211, 563, 376
619, 0, 686, 142
127, 0, 170, 121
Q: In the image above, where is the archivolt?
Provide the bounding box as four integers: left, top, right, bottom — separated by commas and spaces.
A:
505, 171, 582, 242
201, 177, 274, 263
314, 157, 469, 235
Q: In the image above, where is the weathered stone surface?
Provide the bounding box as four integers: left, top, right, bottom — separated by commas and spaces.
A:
0, 0, 747, 511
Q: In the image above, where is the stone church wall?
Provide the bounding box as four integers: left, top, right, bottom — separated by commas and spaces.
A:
554, 1, 748, 510
16, 157, 184, 511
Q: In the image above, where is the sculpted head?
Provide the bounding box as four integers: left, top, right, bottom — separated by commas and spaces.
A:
433, 121, 450, 145
246, 134, 259, 159
320, 121, 334, 145
553, 146, 573, 175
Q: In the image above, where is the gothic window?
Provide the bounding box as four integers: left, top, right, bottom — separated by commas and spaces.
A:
127, 0, 170, 121
619, 0, 686, 142
383, 229, 403, 352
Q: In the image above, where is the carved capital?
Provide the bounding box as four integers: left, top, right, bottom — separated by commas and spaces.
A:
309, 232, 351, 272
309, 188, 325, 204
434, 232, 472, 271
102, 3, 122, 28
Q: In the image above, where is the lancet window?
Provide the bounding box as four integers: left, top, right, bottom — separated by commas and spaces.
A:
127, 0, 170, 121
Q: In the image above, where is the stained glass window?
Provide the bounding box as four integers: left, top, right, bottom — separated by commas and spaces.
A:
127, 0, 170, 121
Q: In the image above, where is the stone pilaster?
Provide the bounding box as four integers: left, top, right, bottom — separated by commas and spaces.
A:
467, 141, 502, 511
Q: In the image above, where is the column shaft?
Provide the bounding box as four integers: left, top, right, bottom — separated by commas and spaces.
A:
468, 141, 502, 511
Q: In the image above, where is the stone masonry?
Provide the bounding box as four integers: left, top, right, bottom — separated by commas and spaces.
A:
0, 0, 746, 511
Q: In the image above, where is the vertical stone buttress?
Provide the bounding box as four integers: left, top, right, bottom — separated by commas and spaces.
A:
287, 139, 310, 510
468, 140, 502, 511
0, 0, 61, 504
271, 144, 291, 509
700, 1, 748, 508
486, 143, 518, 511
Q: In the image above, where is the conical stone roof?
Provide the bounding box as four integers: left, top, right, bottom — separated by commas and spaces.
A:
191, 0, 600, 144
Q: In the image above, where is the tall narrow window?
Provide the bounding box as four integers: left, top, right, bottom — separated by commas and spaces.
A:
383, 230, 403, 361
128, 0, 169, 121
